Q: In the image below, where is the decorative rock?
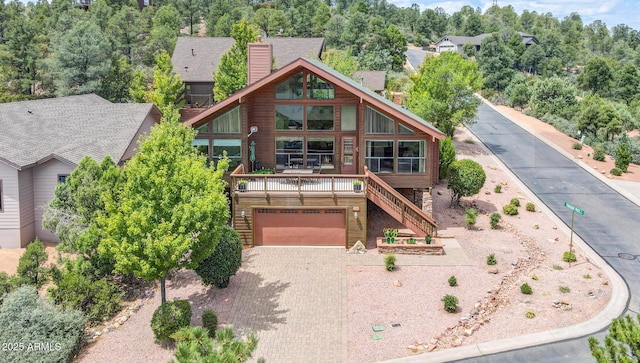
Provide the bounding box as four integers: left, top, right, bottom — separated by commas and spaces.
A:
524, 299, 531, 304
347, 240, 367, 254
577, 155, 583, 159
488, 268, 499, 274
553, 226, 557, 230
470, 309, 478, 316
485, 191, 491, 195
393, 280, 403, 287
114, 322, 121, 329
533, 224, 539, 229
117, 316, 128, 324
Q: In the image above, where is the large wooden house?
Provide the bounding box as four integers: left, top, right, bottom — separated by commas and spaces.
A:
184, 43, 445, 248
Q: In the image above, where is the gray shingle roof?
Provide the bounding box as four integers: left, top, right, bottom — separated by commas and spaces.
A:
0, 94, 155, 169
352, 71, 386, 92
172, 37, 325, 83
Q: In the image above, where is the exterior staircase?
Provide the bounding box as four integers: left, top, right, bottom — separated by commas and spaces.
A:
364, 167, 437, 237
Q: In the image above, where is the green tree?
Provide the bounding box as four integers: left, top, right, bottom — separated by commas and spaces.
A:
49, 20, 112, 96
383, 24, 407, 72
408, 52, 482, 137
448, 159, 486, 206
144, 4, 181, 65
577, 94, 622, 141
615, 139, 632, 172
99, 115, 230, 304
521, 44, 545, 75
578, 57, 615, 97
195, 226, 242, 288
149, 50, 185, 116
463, 13, 484, 36
504, 73, 531, 110
16, 239, 48, 287
615, 63, 640, 104
213, 18, 258, 101
477, 33, 515, 93
99, 55, 133, 102
171, 326, 262, 363
589, 313, 640, 362
438, 137, 456, 180
529, 76, 578, 119
251, 8, 287, 38
322, 48, 358, 77
310, 3, 331, 37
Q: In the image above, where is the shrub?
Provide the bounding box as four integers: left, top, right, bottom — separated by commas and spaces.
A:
553, 264, 564, 270
486, 253, 497, 266
572, 142, 583, 150
448, 159, 486, 206
593, 147, 605, 161
439, 137, 457, 180
563, 251, 577, 262
442, 294, 458, 313
465, 208, 478, 229
172, 326, 260, 362
0, 272, 25, 304
520, 283, 533, 295
151, 300, 192, 341
503, 203, 518, 215
526, 202, 536, 212
510, 198, 521, 207
494, 184, 502, 193
0, 286, 85, 363
195, 226, 243, 288
385, 254, 396, 271
615, 143, 632, 172
249, 168, 275, 174
17, 238, 49, 287
448, 276, 457, 286
202, 309, 218, 338
48, 266, 123, 323
407, 237, 416, 244
559, 286, 571, 293
532, 274, 538, 281
525, 310, 535, 319
490, 213, 501, 229
425, 235, 432, 244
584, 274, 592, 279
611, 167, 622, 176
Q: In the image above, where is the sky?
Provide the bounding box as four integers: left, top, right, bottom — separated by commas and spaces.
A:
388, 0, 640, 31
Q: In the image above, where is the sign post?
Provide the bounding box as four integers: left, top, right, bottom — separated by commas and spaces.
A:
564, 202, 585, 267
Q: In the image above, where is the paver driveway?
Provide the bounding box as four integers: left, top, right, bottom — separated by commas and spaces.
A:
228, 247, 348, 363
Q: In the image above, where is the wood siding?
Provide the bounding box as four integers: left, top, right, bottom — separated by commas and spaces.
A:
34, 159, 75, 243
233, 193, 366, 249
0, 161, 21, 248
18, 168, 35, 247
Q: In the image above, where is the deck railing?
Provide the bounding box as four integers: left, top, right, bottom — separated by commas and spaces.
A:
230, 165, 366, 195
364, 167, 437, 237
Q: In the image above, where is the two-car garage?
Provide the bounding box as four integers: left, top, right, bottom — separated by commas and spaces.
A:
253, 208, 346, 246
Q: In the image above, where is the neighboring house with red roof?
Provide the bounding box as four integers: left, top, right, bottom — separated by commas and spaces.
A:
0, 94, 161, 248
183, 43, 444, 248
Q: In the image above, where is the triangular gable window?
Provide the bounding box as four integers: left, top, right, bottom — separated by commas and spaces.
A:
276, 72, 303, 99
398, 124, 415, 134
365, 106, 394, 134
307, 74, 334, 100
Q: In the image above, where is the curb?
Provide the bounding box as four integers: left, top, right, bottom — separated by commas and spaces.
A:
382, 99, 629, 363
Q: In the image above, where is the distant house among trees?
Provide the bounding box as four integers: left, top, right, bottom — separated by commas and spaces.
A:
435, 32, 538, 53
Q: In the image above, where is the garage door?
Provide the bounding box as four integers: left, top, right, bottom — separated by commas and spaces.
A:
254, 209, 346, 246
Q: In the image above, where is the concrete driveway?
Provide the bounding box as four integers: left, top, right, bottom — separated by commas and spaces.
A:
228, 247, 347, 363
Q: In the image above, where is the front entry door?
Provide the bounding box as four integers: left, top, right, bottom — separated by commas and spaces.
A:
342, 136, 356, 174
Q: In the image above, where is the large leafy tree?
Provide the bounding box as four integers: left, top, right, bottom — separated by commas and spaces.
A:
49, 20, 112, 96
577, 94, 622, 141
99, 113, 230, 303
129, 51, 184, 116
383, 24, 407, 72
529, 76, 578, 119
407, 52, 482, 137
589, 313, 640, 362
578, 57, 615, 97
213, 18, 258, 101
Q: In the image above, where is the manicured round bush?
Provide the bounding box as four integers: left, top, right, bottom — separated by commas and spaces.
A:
448, 159, 486, 206
442, 294, 458, 313
526, 202, 536, 212
611, 168, 622, 176
520, 283, 532, 295
503, 203, 518, 215
201, 309, 218, 338
151, 300, 192, 341
195, 226, 242, 288
510, 198, 521, 207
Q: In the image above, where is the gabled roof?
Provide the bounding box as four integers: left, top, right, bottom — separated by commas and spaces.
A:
185, 58, 444, 140
352, 71, 386, 92
0, 94, 158, 170
172, 37, 325, 83
436, 33, 538, 47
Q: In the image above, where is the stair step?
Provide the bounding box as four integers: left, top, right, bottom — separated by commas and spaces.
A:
396, 229, 417, 237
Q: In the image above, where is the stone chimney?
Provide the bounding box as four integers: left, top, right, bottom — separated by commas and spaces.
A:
247, 37, 273, 85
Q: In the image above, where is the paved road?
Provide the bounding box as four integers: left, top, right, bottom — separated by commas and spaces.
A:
460, 103, 640, 362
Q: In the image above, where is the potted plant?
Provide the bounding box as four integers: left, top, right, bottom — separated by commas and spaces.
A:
352, 179, 363, 192
237, 179, 248, 191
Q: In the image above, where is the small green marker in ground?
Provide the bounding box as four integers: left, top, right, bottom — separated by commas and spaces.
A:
372, 334, 383, 340
372, 325, 386, 332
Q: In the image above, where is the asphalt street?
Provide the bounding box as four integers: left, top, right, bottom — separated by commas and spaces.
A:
459, 102, 640, 362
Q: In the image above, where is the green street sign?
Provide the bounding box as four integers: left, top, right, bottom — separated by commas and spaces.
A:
564, 202, 585, 215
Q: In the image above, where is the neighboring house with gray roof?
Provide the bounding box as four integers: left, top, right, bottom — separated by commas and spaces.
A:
352, 71, 386, 95
0, 94, 161, 248
435, 32, 538, 53
171, 37, 325, 108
